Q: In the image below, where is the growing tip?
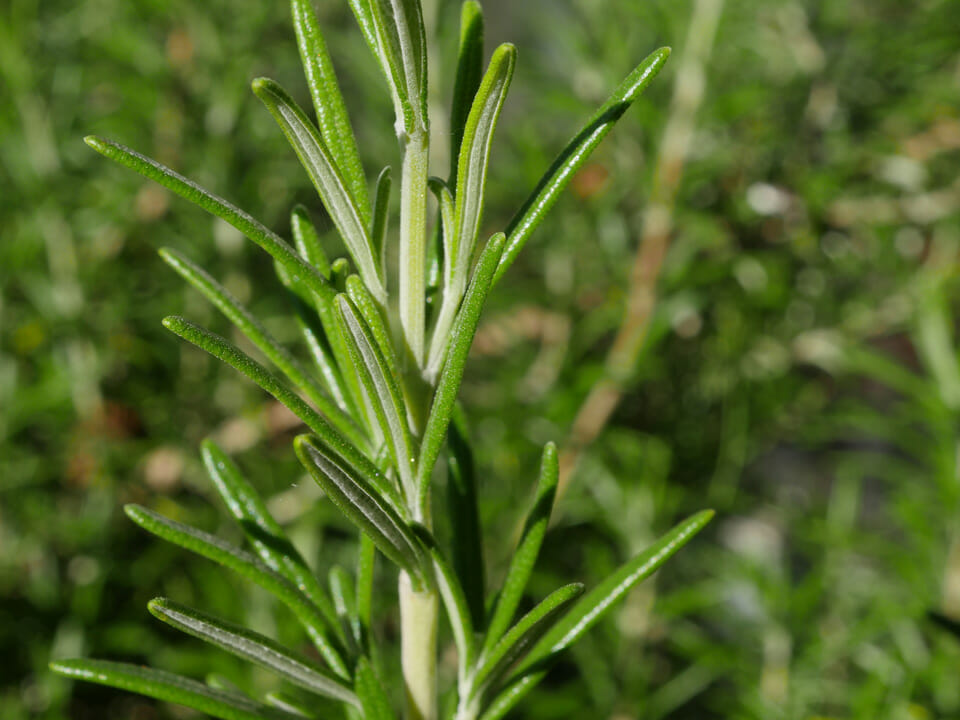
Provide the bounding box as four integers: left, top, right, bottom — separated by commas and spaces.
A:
84, 135, 106, 153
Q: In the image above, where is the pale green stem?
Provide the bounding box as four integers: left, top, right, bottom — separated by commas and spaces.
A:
399, 129, 429, 369
400, 571, 438, 720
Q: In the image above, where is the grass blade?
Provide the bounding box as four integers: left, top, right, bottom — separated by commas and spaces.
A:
449, 1, 484, 181
160, 248, 354, 436
417, 233, 505, 507
482, 442, 558, 653
201, 440, 341, 635
336, 294, 417, 500
148, 598, 359, 707
163, 315, 370, 462
446, 409, 485, 630
295, 434, 425, 585
493, 47, 671, 283
291, 205, 331, 278
472, 584, 583, 695
124, 504, 348, 677
355, 657, 397, 720
252, 78, 384, 302
50, 659, 299, 720
84, 135, 332, 303
291, 0, 371, 225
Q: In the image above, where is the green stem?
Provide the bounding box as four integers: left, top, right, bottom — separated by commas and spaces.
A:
400, 571, 438, 720
399, 129, 429, 370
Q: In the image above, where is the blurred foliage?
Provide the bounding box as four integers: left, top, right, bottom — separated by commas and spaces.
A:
2, 0, 960, 718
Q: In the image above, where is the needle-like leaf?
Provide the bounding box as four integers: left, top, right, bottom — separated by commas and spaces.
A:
427, 177, 456, 289
291, 0, 371, 224
346, 274, 401, 381
482, 442, 558, 653
50, 659, 300, 720
160, 248, 354, 437
480, 511, 714, 719
252, 78, 385, 302
296, 434, 425, 585
148, 598, 360, 707
418, 233, 505, 505
446, 409, 485, 629
449, 1, 484, 181
471, 583, 583, 696
124, 504, 348, 677
371, 166, 392, 271
201, 440, 341, 635
83, 136, 333, 304
265, 691, 317, 718
355, 657, 397, 720
328, 565, 362, 651
356, 532, 377, 631
291, 205, 331, 278
162, 315, 370, 462
428, 45, 515, 373
336, 294, 417, 499
494, 47, 671, 283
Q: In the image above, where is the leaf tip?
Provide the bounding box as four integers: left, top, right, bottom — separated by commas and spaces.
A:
83, 135, 105, 152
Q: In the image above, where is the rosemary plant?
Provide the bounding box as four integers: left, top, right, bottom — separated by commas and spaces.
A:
51, 2, 712, 718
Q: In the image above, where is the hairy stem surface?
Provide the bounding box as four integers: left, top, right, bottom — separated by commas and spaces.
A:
400, 571, 438, 720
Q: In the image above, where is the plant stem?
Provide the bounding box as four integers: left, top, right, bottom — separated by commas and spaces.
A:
400, 129, 430, 370
400, 571, 438, 720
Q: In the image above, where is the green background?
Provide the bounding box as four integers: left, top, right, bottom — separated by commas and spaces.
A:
2, 0, 960, 717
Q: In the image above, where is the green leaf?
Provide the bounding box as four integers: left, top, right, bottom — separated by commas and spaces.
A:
291, 205, 331, 278
265, 691, 317, 718
336, 294, 417, 499
252, 78, 384, 303
494, 47, 671, 283
411, 525, 477, 683
291, 0, 371, 224
346, 274, 401, 383
276, 268, 353, 414
83, 136, 332, 304
471, 583, 583, 695
449, 1, 484, 181
124, 504, 348, 677
482, 442, 558, 653
481, 511, 714, 719
446, 409, 485, 630
201, 440, 341, 636
371, 166, 392, 271
328, 565, 362, 651
346, 0, 417, 132
356, 532, 377, 630
427, 177, 456, 289
160, 247, 356, 439
162, 315, 371, 463
295, 434, 426, 585
451, 43, 516, 284
531, 510, 714, 659
417, 233, 505, 508
428, 45, 515, 374
50, 659, 301, 720
148, 598, 359, 707
355, 657, 397, 720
